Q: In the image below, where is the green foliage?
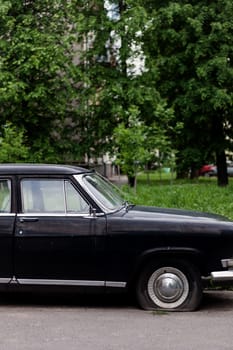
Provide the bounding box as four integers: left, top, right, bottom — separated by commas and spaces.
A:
0, 0, 179, 164
143, 0, 233, 183
113, 107, 150, 178
113, 102, 176, 189
0, 0, 78, 161
72, 0, 171, 159
1, 0, 232, 174
0, 122, 29, 162
123, 172, 233, 220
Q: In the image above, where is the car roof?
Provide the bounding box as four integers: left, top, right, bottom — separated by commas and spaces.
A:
0, 164, 92, 175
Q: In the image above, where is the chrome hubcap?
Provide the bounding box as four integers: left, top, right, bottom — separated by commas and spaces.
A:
147, 267, 189, 309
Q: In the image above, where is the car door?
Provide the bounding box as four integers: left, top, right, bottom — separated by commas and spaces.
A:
0, 177, 15, 282
14, 177, 106, 286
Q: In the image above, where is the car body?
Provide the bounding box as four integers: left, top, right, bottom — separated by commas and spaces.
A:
206, 166, 233, 177
0, 163, 233, 311
199, 164, 215, 176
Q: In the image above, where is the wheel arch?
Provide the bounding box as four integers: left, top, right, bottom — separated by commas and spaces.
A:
128, 247, 205, 290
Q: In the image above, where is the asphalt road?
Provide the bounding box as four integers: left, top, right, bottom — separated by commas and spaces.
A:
0, 290, 233, 350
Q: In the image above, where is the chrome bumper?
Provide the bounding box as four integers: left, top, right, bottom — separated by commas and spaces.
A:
211, 258, 233, 281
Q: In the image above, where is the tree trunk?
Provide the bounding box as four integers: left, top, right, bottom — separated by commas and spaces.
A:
216, 150, 228, 186
190, 165, 199, 180
211, 116, 228, 186
176, 157, 189, 179
118, 0, 127, 13
128, 175, 136, 187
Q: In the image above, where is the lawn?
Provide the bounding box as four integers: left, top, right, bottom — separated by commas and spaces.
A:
122, 171, 233, 220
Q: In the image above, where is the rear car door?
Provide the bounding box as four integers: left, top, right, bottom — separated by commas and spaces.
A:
0, 177, 15, 282
14, 177, 106, 286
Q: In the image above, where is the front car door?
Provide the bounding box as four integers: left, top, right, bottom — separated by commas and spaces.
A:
14, 176, 106, 287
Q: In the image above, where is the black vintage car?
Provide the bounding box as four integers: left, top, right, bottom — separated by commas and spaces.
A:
0, 164, 233, 311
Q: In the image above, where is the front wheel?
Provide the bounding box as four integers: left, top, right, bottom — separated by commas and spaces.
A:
136, 259, 202, 311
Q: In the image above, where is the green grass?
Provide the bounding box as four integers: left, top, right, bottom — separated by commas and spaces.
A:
121, 172, 233, 220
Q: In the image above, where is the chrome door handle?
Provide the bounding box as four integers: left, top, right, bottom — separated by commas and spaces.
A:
19, 217, 39, 223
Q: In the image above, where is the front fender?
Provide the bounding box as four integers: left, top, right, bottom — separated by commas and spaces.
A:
128, 246, 205, 287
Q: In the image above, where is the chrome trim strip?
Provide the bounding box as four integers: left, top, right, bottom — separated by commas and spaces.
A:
0, 214, 15, 217
105, 281, 127, 288
17, 213, 91, 218
15, 278, 127, 288
211, 271, 233, 281
221, 259, 233, 269
17, 279, 105, 287
0, 278, 11, 284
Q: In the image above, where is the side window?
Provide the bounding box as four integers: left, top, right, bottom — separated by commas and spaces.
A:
65, 181, 89, 213
0, 179, 11, 213
21, 179, 89, 214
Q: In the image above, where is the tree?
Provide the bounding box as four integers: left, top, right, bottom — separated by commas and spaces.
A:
113, 107, 150, 188
73, 1, 172, 161
0, 0, 78, 161
0, 123, 29, 162
143, 0, 233, 185
113, 103, 176, 188
0, 0, 179, 165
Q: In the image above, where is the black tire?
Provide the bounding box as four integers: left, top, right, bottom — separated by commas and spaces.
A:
136, 259, 203, 311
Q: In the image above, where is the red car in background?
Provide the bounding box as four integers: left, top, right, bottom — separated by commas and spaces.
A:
199, 164, 233, 177
199, 164, 215, 176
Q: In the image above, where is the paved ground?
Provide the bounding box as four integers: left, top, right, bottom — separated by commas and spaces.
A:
0, 290, 233, 350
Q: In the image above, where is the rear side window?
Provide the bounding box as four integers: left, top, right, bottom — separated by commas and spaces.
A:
21, 179, 89, 214
0, 179, 11, 213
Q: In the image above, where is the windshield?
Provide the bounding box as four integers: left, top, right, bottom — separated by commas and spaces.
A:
81, 173, 125, 211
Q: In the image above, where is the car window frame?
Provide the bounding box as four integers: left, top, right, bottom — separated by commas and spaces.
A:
19, 176, 91, 216
75, 173, 125, 214
0, 178, 12, 214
